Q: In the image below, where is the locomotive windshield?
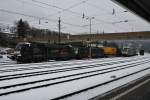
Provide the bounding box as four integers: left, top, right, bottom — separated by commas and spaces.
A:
15, 43, 31, 51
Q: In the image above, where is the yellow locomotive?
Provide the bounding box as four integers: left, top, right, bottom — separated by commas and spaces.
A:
91, 41, 121, 57
101, 47, 117, 57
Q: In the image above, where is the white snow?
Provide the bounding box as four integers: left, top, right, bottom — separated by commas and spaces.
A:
0, 55, 16, 64
0, 54, 150, 100
0, 57, 148, 88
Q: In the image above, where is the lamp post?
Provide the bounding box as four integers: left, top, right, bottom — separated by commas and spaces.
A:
86, 17, 95, 58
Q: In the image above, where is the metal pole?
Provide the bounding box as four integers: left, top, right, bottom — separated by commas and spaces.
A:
89, 18, 92, 58
58, 17, 61, 43
85, 17, 94, 59
90, 18, 91, 34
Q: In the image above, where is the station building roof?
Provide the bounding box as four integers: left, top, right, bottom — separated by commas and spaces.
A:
113, 0, 150, 22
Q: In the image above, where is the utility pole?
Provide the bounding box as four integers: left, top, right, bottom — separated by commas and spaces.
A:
58, 17, 61, 43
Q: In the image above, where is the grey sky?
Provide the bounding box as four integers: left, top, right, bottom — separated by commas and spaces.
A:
0, 0, 150, 34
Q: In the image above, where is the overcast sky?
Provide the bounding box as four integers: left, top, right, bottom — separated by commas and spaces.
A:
0, 0, 150, 34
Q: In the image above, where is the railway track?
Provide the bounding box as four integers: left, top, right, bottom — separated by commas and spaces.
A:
0, 57, 148, 81
0, 56, 146, 70
0, 57, 119, 68
56, 66, 150, 100
0, 58, 150, 98
1, 59, 149, 88
0, 55, 150, 100
0, 58, 123, 72
0, 56, 147, 75
0, 58, 125, 74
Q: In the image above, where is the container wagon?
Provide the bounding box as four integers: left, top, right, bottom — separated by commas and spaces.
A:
91, 47, 104, 58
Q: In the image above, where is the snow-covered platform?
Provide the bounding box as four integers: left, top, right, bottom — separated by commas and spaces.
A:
0, 54, 150, 100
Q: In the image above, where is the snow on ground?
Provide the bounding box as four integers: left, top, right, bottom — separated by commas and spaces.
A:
0, 54, 150, 100
67, 68, 150, 100
0, 47, 16, 64
0, 55, 16, 64
0, 56, 145, 76
0, 57, 147, 91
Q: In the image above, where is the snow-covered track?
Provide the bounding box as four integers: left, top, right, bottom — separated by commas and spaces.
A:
0, 56, 146, 70
0, 59, 149, 97
54, 67, 150, 100
0, 57, 147, 81
0, 55, 150, 100
0, 58, 149, 87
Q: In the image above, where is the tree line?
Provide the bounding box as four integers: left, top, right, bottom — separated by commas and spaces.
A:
16, 19, 68, 38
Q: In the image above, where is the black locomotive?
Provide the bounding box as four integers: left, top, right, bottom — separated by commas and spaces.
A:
15, 42, 76, 63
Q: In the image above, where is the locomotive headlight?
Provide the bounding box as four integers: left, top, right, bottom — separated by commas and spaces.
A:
17, 54, 21, 57
15, 51, 20, 55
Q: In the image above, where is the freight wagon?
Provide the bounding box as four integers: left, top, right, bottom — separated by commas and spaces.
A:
67, 42, 104, 59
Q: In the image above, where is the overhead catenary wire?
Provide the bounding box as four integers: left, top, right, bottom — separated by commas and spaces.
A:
0, 0, 141, 33
16, 0, 50, 9
57, 0, 90, 13
0, 8, 101, 34
15, 0, 123, 30
42, 0, 90, 18
19, 0, 123, 24
30, 0, 113, 24
0, 8, 86, 28
0, 8, 128, 33
85, 2, 127, 15
31, 0, 81, 16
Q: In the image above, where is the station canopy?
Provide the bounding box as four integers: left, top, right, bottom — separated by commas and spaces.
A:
113, 0, 150, 22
